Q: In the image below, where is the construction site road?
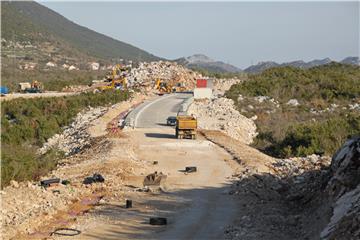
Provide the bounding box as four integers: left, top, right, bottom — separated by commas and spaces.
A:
0, 92, 80, 101
61, 94, 241, 240
130, 93, 192, 128
76, 128, 239, 240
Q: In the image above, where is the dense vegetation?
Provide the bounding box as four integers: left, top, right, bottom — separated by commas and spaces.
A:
226, 63, 360, 157
1, 91, 130, 187
226, 63, 360, 104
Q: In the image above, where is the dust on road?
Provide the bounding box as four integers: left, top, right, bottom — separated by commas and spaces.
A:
66, 127, 240, 240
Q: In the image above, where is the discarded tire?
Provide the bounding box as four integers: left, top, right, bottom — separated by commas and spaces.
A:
93, 173, 105, 183
149, 217, 167, 225
51, 228, 81, 236
126, 199, 132, 208
83, 173, 105, 185
61, 180, 71, 185
185, 166, 197, 173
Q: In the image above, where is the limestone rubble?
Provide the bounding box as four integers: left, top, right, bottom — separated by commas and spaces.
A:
188, 97, 257, 144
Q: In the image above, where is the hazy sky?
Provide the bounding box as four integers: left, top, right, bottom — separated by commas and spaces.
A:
40, 1, 359, 68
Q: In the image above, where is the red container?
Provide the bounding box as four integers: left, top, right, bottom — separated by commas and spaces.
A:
196, 79, 207, 88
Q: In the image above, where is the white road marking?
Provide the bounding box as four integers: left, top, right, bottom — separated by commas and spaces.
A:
134, 94, 176, 127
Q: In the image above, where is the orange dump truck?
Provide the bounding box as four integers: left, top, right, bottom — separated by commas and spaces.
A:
175, 115, 197, 139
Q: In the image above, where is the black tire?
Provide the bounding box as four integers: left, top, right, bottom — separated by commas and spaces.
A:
175, 128, 179, 138
150, 217, 167, 225
185, 166, 197, 173
51, 228, 81, 236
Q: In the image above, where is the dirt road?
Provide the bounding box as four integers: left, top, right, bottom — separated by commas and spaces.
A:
0, 91, 79, 101
62, 94, 240, 239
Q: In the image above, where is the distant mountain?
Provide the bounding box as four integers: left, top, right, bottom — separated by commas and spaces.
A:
1, 1, 160, 63
244, 57, 358, 73
175, 54, 242, 73
243, 61, 279, 74
341, 57, 360, 66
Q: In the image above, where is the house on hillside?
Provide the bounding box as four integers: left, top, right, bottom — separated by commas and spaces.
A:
46, 61, 57, 67
19, 62, 37, 70
68, 65, 79, 71
88, 62, 100, 70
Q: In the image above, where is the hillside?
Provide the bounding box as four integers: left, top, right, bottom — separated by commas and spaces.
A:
175, 54, 242, 73
244, 57, 358, 73
226, 63, 360, 157
1, 1, 160, 63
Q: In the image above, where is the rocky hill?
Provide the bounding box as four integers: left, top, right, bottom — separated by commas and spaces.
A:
175, 54, 242, 73
341, 56, 360, 65
244, 57, 358, 73
1, 1, 160, 64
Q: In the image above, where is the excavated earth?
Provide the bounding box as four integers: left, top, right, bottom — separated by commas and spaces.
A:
1, 87, 359, 240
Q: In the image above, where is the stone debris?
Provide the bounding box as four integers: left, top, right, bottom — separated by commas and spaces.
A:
321, 136, 360, 239
1, 136, 140, 240
126, 61, 201, 89
39, 106, 108, 156
213, 78, 243, 96
188, 97, 257, 144
286, 99, 300, 106
223, 134, 359, 240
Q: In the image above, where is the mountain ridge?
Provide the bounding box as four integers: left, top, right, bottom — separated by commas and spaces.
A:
1, 1, 160, 63
175, 54, 242, 73
244, 57, 359, 73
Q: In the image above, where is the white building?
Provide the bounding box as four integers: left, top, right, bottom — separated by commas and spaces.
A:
46, 61, 57, 67
89, 62, 100, 70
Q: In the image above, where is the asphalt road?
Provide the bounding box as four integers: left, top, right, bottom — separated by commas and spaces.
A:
132, 93, 192, 128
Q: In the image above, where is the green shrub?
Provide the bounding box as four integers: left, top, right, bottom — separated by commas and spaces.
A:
256, 113, 360, 158
226, 63, 360, 158
226, 63, 360, 105
1, 90, 130, 187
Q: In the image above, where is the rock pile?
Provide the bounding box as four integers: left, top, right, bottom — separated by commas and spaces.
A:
213, 78, 242, 97
126, 61, 201, 89
321, 136, 360, 239
39, 106, 108, 155
188, 97, 257, 144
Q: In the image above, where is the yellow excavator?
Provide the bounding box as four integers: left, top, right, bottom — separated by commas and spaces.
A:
98, 64, 128, 91
154, 78, 187, 94
154, 78, 173, 94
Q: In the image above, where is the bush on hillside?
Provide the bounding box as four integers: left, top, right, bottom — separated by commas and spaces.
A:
1, 90, 130, 187
226, 63, 360, 105
226, 63, 360, 158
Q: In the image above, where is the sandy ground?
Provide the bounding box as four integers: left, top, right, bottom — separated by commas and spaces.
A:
53, 128, 240, 239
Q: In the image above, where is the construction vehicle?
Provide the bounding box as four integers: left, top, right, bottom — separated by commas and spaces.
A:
98, 64, 128, 91
18, 80, 43, 93
154, 78, 173, 94
175, 115, 197, 139
172, 82, 187, 92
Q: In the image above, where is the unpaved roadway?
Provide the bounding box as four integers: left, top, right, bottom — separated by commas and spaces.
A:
0, 92, 79, 101
62, 93, 241, 239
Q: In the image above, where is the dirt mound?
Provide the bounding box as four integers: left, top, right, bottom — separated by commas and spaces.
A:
127, 61, 201, 90
189, 98, 257, 144
39, 106, 108, 156
321, 136, 360, 239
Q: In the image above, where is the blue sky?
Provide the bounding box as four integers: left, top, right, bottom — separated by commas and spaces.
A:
41, 1, 359, 68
